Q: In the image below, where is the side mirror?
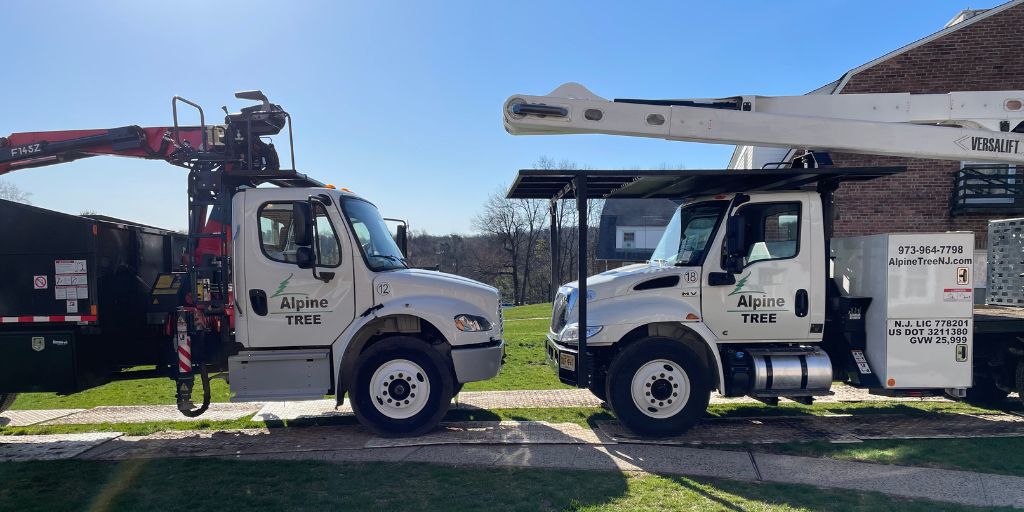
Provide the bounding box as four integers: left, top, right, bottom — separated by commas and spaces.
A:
724, 215, 746, 274
292, 202, 313, 247
395, 224, 408, 257
296, 246, 315, 269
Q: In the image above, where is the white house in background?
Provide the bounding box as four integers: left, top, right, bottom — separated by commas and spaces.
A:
616, 225, 663, 250
597, 198, 679, 262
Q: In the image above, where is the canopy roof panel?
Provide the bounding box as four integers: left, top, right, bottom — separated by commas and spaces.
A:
506, 168, 905, 200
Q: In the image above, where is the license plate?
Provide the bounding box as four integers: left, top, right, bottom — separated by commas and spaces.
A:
559, 352, 576, 371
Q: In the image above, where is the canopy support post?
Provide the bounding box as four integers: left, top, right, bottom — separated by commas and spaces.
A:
575, 174, 589, 388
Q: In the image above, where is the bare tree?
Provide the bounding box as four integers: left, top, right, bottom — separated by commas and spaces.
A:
471, 184, 551, 304
533, 157, 603, 299
0, 180, 31, 204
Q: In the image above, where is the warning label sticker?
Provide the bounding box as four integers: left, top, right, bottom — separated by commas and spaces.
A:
55, 274, 88, 286
33, 275, 48, 289
55, 260, 87, 275
943, 288, 973, 302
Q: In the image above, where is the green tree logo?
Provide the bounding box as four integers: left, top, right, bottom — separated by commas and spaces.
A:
270, 273, 309, 298
728, 272, 765, 296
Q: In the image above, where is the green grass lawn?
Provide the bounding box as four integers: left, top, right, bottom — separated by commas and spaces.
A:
0, 458, 1009, 512
6, 400, 1024, 479
755, 437, 1024, 478
7, 302, 1024, 481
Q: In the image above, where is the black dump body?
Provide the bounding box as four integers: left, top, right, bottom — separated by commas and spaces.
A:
0, 199, 186, 393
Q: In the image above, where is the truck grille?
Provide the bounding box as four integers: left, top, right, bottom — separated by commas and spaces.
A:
551, 292, 568, 333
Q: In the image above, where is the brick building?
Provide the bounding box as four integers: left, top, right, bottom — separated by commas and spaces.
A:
729, 0, 1024, 251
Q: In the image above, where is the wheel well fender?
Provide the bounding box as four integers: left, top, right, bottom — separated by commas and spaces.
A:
614, 322, 724, 393
334, 312, 451, 403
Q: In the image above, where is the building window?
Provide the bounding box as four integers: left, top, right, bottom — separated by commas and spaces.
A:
622, 231, 635, 248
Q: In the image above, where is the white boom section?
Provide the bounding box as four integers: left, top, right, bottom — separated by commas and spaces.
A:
504, 83, 1024, 164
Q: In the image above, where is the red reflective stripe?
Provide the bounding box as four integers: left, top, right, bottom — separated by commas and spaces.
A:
0, 315, 98, 323
179, 361, 191, 372
178, 346, 191, 358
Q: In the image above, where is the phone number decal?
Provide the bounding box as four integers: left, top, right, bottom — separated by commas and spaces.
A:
896, 245, 965, 255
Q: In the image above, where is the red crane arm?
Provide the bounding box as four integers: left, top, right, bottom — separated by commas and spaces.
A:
0, 125, 211, 176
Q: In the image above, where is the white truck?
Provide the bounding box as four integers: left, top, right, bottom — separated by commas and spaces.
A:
503, 83, 1024, 436
0, 91, 504, 435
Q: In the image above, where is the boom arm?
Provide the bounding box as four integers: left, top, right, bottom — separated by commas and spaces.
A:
0, 125, 209, 175
504, 83, 1024, 164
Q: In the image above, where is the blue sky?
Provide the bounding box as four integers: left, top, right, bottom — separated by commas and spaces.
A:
1, 0, 997, 233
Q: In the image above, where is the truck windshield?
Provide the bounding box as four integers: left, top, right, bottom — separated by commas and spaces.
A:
341, 197, 408, 271
650, 201, 727, 266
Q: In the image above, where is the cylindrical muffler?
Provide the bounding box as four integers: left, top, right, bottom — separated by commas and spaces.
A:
751, 348, 832, 392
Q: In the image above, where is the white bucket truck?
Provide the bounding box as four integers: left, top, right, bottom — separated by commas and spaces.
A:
503, 83, 1024, 435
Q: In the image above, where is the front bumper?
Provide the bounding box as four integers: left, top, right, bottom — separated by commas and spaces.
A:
451, 338, 505, 383
545, 334, 580, 386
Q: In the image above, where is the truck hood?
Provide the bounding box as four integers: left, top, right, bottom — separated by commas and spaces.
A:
563, 263, 696, 301
372, 268, 500, 308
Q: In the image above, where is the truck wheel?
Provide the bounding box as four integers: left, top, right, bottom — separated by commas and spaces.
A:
0, 393, 17, 413
606, 338, 710, 437
350, 337, 454, 436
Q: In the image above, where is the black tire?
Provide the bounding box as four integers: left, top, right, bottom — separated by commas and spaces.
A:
965, 376, 1010, 404
0, 393, 16, 413
454, 383, 464, 396
350, 337, 454, 436
606, 337, 710, 437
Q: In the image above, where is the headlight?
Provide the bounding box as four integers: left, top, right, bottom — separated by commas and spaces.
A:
454, 314, 492, 332
565, 289, 596, 317
557, 322, 602, 344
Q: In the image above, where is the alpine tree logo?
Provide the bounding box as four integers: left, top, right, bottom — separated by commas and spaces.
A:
271, 273, 309, 298
728, 272, 765, 296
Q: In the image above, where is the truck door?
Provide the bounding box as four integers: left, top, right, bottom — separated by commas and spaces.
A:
702, 193, 821, 342
240, 189, 356, 348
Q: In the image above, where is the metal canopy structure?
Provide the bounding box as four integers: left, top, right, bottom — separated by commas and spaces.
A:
506, 167, 905, 200
506, 167, 904, 389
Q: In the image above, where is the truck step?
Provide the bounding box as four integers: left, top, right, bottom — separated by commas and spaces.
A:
228, 349, 331, 402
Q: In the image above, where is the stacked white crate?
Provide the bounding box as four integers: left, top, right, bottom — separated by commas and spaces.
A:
986, 218, 1024, 306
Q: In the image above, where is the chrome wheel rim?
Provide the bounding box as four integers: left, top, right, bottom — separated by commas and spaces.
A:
630, 359, 690, 419
369, 359, 430, 419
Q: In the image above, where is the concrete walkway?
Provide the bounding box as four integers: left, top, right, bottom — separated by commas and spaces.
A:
0, 383, 966, 427
2, 421, 1022, 508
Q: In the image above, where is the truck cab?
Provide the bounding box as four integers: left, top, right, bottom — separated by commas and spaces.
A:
228, 186, 504, 434
546, 182, 974, 436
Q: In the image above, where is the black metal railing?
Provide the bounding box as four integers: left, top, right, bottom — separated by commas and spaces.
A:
951, 164, 1024, 215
